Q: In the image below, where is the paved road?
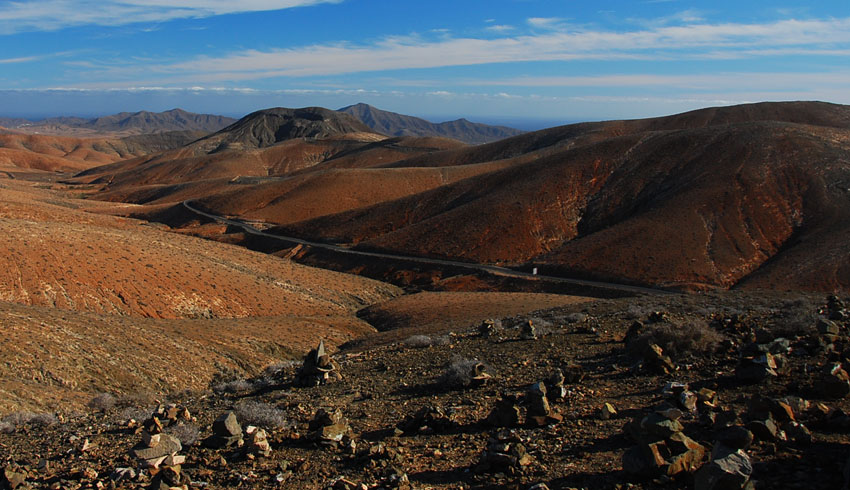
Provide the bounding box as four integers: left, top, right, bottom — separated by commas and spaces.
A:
183, 200, 672, 296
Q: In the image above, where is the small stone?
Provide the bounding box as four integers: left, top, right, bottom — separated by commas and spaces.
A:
109, 467, 136, 482
817, 318, 840, 336
747, 417, 783, 442
1, 466, 27, 489
694, 447, 752, 490
131, 433, 182, 461
783, 421, 812, 445
213, 411, 242, 437
600, 403, 617, 420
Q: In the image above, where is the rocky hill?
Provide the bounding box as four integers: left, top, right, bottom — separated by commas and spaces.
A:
340, 103, 524, 144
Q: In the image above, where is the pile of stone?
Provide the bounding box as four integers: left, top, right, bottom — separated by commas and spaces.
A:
308, 408, 351, 446
245, 426, 272, 457
396, 405, 456, 435
129, 409, 190, 490
821, 362, 850, 398
204, 411, 243, 449
295, 340, 342, 387
478, 319, 500, 338
622, 409, 706, 478
735, 344, 782, 383
486, 376, 565, 428
746, 395, 812, 445
474, 430, 532, 474
526, 382, 563, 426
520, 320, 537, 340
826, 294, 848, 321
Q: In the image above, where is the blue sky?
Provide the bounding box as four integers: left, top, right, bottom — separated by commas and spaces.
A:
0, 1, 849, 127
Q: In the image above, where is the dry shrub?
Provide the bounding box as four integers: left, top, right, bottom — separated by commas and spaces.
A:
212, 379, 253, 394
234, 400, 289, 429
439, 357, 491, 388
404, 334, 450, 348
628, 320, 726, 361
0, 411, 58, 432
88, 393, 116, 413
167, 422, 200, 446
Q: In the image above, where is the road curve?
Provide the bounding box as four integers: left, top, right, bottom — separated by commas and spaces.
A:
183, 200, 672, 296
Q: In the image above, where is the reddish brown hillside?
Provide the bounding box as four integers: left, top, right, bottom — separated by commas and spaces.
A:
0, 180, 399, 319
279, 121, 850, 291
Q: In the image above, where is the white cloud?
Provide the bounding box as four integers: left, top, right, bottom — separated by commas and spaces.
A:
0, 0, 342, 34
527, 17, 564, 29
0, 55, 39, 64
120, 17, 850, 83
485, 24, 514, 32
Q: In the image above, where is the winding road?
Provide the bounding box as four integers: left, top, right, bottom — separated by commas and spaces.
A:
183, 200, 672, 296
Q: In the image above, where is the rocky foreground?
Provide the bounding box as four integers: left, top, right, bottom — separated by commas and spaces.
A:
1, 291, 849, 489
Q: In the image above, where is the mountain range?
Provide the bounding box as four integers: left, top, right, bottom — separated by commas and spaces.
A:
0, 108, 236, 135
339, 103, 524, 144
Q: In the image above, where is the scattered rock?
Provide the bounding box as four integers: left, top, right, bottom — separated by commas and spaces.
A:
715, 426, 753, 451
397, 405, 456, 434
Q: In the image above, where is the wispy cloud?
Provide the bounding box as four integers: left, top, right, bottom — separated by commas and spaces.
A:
486, 24, 514, 33
0, 0, 342, 34
527, 17, 565, 29
0, 55, 39, 64
468, 72, 850, 91
92, 17, 850, 85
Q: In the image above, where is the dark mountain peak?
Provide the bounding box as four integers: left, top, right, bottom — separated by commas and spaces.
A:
338, 103, 524, 144
198, 106, 376, 152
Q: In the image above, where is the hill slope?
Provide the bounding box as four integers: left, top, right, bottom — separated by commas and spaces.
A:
340, 103, 524, 144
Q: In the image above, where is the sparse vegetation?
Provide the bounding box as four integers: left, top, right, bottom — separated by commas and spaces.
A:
234, 400, 289, 429
440, 357, 491, 388
0, 411, 58, 432
627, 320, 726, 361
87, 392, 117, 412
167, 422, 200, 446
404, 334, 450, 348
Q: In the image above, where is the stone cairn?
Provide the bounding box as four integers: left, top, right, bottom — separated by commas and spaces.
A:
478, 319, 500, 338
204, 411, 243, 449
486, 372, 566, 428
520, 320, 537, 340
129, 406, 191, 490
308, 408, 351, 446
295, 340, 342, 387
475, 429, 533, 474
